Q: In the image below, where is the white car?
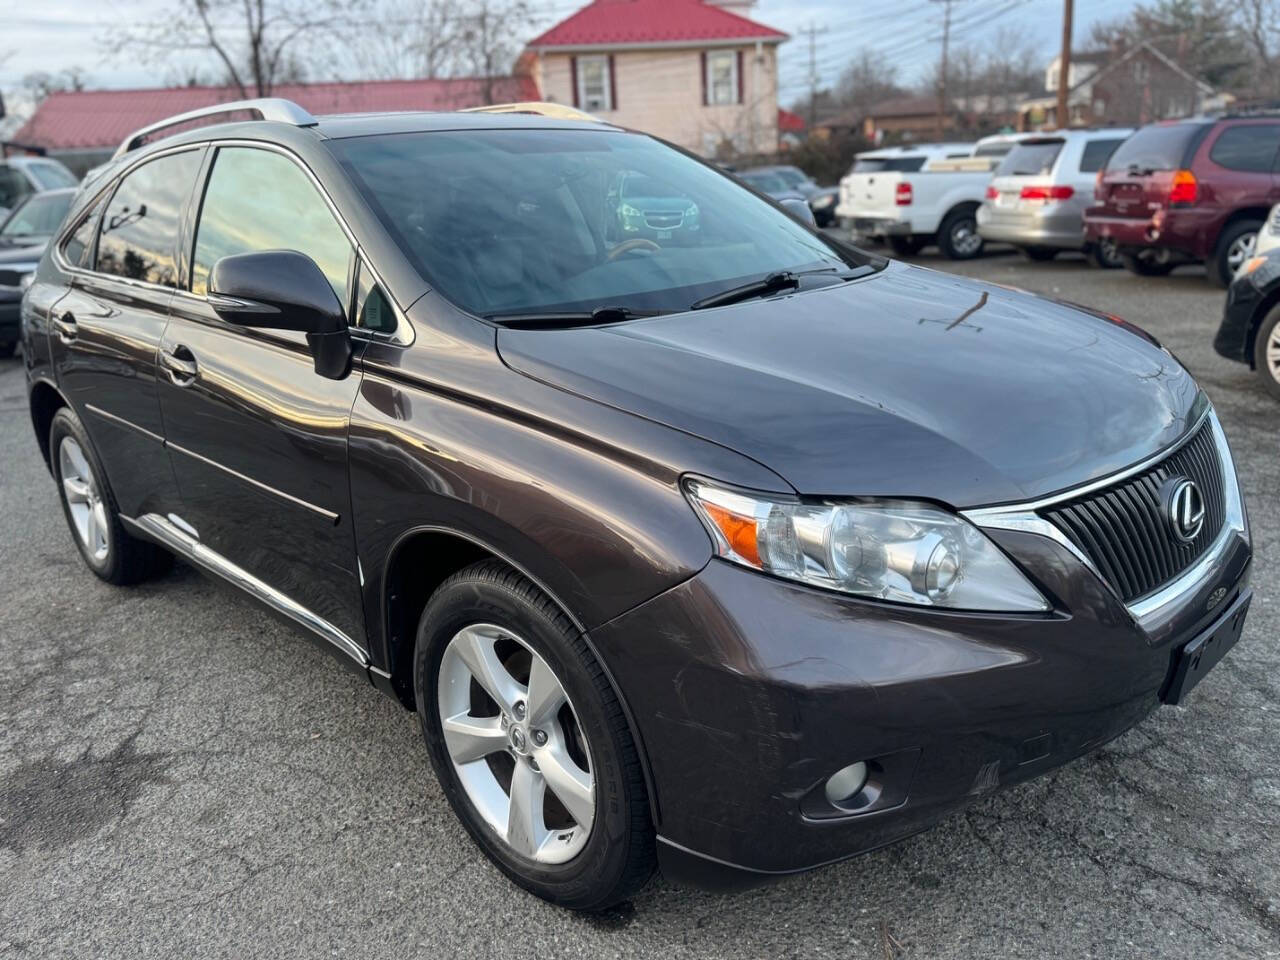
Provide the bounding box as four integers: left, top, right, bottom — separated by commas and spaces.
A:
836, 135, 1035, 260
976, 128, 1135, 267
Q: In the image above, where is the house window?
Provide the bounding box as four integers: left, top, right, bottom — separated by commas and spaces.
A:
575, 55, 612, 111
1133, 60, 1149, 84
705, 50, 739, 105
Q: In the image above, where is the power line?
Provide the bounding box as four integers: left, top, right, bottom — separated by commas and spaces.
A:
796, 21, 829, 127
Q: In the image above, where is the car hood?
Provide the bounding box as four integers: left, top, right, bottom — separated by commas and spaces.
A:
497, 262, 1201, 507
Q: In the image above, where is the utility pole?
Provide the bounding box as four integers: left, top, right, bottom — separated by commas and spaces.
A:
1056, 0, 1074, 129
931, 0, 954, 140
798, 22, 828, 131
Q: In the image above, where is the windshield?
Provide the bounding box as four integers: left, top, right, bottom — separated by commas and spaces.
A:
1108, 123, 1208, 172
851, 156, 927, 173
0, 191, 73, 237
996, 140, 1064, 176
331, 128, 862, 317
28, 162, 78, 190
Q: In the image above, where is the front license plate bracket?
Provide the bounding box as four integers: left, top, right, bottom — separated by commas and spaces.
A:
1162, 591, 1251, 705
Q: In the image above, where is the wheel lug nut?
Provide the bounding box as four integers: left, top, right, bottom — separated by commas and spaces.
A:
513, 701, 526, 721
531, 729, 547, 747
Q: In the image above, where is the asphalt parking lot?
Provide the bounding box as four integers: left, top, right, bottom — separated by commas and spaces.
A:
1, 248, 1277, 959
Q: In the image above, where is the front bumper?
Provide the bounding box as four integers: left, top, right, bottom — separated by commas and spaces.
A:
594, 498, 1252, 886
976, 202, 1085, 250
1215, 259, 1280, 365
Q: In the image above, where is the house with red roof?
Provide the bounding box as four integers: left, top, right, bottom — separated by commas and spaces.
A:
526, 0, 788, 157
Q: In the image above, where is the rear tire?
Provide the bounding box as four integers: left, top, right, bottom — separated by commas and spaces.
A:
1210, 220, 1261, 288
1252, 306, 1280, 402
414, 561, 655, 911
887, 235, 925, 257
49, 407, 172, 585
1020, 246, 1058, 262
1090, 238, 1122, 269
938, 208, 984, 260
1120, 250, 1176, 277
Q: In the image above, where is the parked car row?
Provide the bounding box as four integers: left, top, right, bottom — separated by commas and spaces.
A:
0, 187, 77, 357
1215, 202, 1280, 398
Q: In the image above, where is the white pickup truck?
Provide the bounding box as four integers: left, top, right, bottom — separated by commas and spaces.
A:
836, 135, 1032, 260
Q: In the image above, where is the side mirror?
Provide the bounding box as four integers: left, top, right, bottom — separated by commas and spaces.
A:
208, 249, 352, 380
780, 197, 817, 227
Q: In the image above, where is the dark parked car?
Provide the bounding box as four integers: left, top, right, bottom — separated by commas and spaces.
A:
0, 188, 76, 356
807, 185, 839, 227
1215, 204, 1280, 399
736, 169, 806, 202
608, 171, 699, 243
740, 163, 819, 197
1084, 115, 1280, 286
0, 155, 78, 219
23, 100, 1252, 911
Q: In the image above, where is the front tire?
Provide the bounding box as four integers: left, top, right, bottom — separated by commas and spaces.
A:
414, 561, 655, 910
49, 407, 171, 584
938, 208, 984, 260
1211, 220, 1261, 288
1253, 305, 1280, 402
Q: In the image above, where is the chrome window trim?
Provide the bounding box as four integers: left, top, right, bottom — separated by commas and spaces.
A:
964, 406, 1247, 627
52, 139, 415, 348
123, 512, 368, 667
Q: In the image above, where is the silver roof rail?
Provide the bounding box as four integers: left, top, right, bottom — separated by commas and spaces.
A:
112, 97, 318, 159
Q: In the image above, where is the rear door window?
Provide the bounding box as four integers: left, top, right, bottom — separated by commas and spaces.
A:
1079, 138, 1125, 173
95, 149, 203, 287
996, 140, 1064, 176
1208, 125, 1280, 173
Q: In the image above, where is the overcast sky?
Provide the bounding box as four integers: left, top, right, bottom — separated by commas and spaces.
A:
2, 0, 1138, 104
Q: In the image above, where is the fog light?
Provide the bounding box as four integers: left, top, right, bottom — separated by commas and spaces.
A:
824, 760, 869, 806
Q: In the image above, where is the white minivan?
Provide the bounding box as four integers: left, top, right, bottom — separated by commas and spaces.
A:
976, 128, 1134, 267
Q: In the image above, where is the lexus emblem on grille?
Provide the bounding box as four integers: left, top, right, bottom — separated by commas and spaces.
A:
1163, 477, 1205, 543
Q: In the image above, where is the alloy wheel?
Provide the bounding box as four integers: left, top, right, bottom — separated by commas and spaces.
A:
1227, 231, 1256, 273
437, 623, 595, 864
951, 219, 982, 257
58, 436, 109, 563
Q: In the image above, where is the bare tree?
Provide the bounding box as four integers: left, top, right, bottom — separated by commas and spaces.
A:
834, 48, 908, 119
345, 0, 459, 80
110, 0, 353, 97
454, 0, 539, 103
1, 67, 90, 139
1237, 0, 1280, 96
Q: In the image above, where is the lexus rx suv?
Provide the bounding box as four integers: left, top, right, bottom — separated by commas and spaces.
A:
1084, 115, 1280, 286
21, 100, 1252, 911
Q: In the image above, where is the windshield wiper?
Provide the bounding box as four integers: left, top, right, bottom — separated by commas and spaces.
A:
690, 265, 870, 311
486, 305, 660, 329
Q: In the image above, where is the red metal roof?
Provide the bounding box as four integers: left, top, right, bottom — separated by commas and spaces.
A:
528, 0, 786, 48
15, 76, 540, 152
777, 107, 805, 132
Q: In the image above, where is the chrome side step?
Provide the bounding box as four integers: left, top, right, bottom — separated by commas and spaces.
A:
122, 512, 369, 667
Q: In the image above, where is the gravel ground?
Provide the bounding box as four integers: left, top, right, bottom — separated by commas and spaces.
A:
1, 247, 1276, 959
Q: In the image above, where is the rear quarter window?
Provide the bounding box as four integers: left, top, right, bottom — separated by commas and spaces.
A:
1079, 138, 1125, 173
1208, 125, 1280, 173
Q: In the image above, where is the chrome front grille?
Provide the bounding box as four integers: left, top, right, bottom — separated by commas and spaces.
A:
1039, 419, 1226, 604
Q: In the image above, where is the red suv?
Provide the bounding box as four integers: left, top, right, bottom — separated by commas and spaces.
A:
1084, 116, 1280, 286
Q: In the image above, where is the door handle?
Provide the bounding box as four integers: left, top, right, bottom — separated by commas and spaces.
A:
161, 344, 199, 385
53, 312, 77, 343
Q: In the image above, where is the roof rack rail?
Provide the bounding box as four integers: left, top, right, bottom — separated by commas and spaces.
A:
112, 97, 318, 160
458, 101, 605, 123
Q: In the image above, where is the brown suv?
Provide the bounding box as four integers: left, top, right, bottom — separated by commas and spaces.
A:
1084, 115, 1280, 286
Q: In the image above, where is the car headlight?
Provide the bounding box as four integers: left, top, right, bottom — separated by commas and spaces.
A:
812, 194, 835, 208
620, 203, 642, 218
684, 479, 1049, 611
